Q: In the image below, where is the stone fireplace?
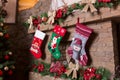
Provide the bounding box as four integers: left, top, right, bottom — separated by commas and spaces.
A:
29, 20, 120, 80
15, 1, 120, 79
29, 6, 120, 80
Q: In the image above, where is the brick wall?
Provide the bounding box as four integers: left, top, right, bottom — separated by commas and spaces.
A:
88, 21, 114, 72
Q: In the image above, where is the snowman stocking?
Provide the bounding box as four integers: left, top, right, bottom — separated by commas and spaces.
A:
30, 30, 46, 59
48, 25, 66, 59
67, 37, 82, 64
76, 22, 92, 66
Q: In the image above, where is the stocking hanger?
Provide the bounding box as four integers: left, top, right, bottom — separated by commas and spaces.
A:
77, 17, 80, 24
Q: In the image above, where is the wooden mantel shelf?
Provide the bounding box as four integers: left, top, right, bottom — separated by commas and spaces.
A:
28, 5, 120, 33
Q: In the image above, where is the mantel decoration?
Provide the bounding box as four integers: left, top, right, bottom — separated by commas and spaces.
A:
31, 61, 111, 80
0, 0, 15, 80
23, 0, 120, 80
24, 0, 120, 33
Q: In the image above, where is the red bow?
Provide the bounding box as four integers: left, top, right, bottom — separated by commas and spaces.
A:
50, 61, 66, 76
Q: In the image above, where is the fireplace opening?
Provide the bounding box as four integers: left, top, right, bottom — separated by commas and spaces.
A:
116, 24, 120, 63
112, 22, 120, 78
113, 23, 120, 65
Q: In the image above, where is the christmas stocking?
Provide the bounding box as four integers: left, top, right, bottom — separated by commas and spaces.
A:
30, 30, 46, 59
48, 25, 66, 59
76, 23, 92, 66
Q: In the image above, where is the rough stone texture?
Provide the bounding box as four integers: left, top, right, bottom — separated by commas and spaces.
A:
6, 0, 120, 80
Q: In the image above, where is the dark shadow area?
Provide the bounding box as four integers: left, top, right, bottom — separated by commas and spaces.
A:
112, 21, 120, 78
86, 31, 98, 65
115, 24, 120, 65
4, 24, 32, 80
41, 33, 49, 60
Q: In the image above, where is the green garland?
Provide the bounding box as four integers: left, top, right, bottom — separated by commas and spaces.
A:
24, 0, 120, 28
32, 61, 112, 80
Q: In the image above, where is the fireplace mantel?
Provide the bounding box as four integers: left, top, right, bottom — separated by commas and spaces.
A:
28, 5, 120, 33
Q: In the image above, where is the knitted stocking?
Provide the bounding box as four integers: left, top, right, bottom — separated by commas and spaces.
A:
76, 22, 92, 66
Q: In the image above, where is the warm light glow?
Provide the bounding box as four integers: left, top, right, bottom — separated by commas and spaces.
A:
18, 0, 39, 11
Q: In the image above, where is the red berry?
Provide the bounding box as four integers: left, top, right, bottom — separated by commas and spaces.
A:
0, 70, 3, 76
4, 55, 9, 60
102, 0, 106, 2
42, 17, 48, 22
96, 74, 101, 79
108, 0, 111, 2
71, 4, 76, 9
37, 64, 44, 72
4, 33, 9, 38
32, 19, 39, 27
32, 64, 37, 70
8, 70, 13, 75
105, 0, 108, 2
98, 0, 102, 2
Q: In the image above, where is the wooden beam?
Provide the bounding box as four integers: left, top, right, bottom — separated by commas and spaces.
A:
28, 5, 120, 34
